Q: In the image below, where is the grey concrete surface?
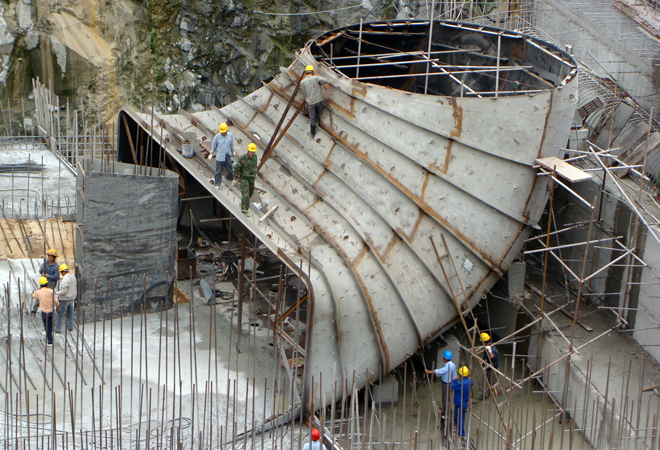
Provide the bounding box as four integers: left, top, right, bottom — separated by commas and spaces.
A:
0, 142, 76, 219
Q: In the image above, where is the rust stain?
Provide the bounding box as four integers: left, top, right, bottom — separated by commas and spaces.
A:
326, 98, 356, 119
448, 97, 463, 138
313, 168, 329, 189
259, 166, 391, 371
420, 171, 430, 199
354, 245, 369, 265
302, 198, 321, 214
325, 141, 337, 167
352, 270, 392, 371
320, 113, 503, 275
407, 210, 424, 241
381, 237, 398, 261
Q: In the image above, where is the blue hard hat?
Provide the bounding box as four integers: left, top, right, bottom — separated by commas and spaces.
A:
442, 350, 453, 361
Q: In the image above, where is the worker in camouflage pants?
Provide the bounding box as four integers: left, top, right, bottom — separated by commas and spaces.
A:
235, 143, 258, 216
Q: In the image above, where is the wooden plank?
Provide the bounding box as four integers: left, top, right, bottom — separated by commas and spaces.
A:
536, 156, 592, 182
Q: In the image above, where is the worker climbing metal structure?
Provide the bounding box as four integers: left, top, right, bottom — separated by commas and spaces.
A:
118, 20, 578, 414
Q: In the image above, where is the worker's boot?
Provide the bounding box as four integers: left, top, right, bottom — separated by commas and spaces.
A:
309, 125, 317, 138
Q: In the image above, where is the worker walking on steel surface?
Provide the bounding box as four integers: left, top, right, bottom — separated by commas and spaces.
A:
300, 65, 327, 138
451, 366, 473, 439
235, 143, 258, 216
207, 123, 235, 186
40, 248, 59, 289
481, 332, 499, 398
54, 264, 76, 334
425, 350, 457, 415
302, 429, 327, 450
31, 276, 60, 346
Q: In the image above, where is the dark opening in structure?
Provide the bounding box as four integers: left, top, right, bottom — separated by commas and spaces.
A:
311, 20, 576, 97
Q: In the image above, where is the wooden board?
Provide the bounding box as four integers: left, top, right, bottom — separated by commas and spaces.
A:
536, 156, 592, 182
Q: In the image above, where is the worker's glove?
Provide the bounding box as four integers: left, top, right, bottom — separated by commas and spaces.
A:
207, 154, 213, 160
485, 345, 492, 352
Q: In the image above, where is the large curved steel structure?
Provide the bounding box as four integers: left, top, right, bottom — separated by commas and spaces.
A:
119, 20, 577, 413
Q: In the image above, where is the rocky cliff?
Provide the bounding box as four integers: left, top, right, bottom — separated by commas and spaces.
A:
0, 0, 404, 127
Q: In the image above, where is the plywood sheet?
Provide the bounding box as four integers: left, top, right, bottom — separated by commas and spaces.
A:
536, 156, 592, 182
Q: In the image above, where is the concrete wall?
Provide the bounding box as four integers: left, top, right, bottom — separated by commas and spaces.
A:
529, 323, 639, 449
75, 159, 178, 320
632, 233, 660, 363
549, 174, 660, 364
535, 0, 660, 116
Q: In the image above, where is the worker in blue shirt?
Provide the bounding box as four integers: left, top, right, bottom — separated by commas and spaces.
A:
425, 350, 456, 415
207, 123, 235, 186
40, 248, 59, 289
451, 366, 473, 438
481, 332, 499, 398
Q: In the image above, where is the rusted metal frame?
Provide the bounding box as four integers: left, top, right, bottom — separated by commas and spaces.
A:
258, 100, 307, 171
276, 248, 317, 414
265, 80, 504, 276
315, 31, 346, 46
258, 73, 307, 171
276, 294, 309, 329
316, 48, 480, 61
340, 33, 482, 96
345, 29, 427, 36
278, 328, 306, 358
121, 114, 139, 165
238, 94, 428, 354
354, 65, 534, 81
429, 236, 474, 347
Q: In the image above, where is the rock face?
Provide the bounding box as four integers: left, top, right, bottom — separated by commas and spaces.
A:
0, 0, 396, 124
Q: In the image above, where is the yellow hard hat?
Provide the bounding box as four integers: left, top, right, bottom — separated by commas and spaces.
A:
458, 366, 469, 377
39, 277, 48, 286
219, 123, 228, 133
480, 332, 491, 342
59, 264, 68, 272
46, 248, 57, 257
247, 143, 257, 152
305, 65, 314, 73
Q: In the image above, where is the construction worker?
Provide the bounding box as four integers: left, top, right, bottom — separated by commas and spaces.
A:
235, 143, 258, 216
300, 65, 327, 138
451, 366, 473, 439
54, 264, 76, 333
481, 332, 499, 398
40, 249, 59, 289
207, 123, 235, 186
302, 429, 327, 450
425, 350, 456, 415
31, 276, 59, 345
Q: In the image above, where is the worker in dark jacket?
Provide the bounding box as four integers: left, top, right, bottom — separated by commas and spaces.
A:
40, 248, 59, 289
481, 332, 499, 398
452, 366, 473, 438
235, 143, 258, 216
